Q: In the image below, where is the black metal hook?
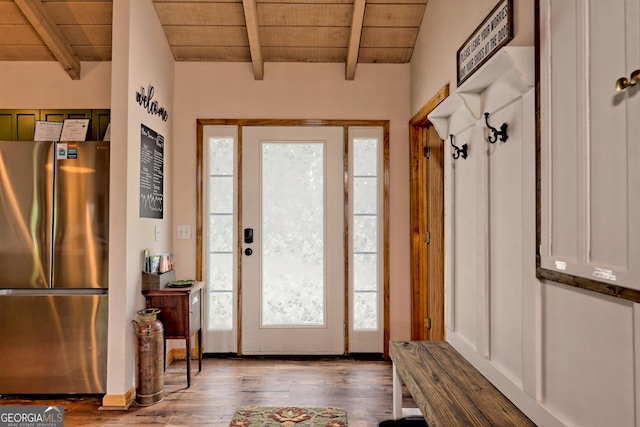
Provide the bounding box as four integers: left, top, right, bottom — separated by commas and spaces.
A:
450, 134, 467, 160
484, 112, 508, 143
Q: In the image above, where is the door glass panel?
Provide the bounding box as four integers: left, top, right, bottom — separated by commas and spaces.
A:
207, 137, 235, 331
354, 253, 378, 329
261, 142, 325, 326
352, 137, 379, 331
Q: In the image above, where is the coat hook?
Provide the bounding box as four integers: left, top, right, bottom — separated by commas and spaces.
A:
616, 69, 640, 91
484, 112, 508, 143
450, 134, 467, 160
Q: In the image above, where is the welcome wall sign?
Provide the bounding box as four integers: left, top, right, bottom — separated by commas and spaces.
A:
457, 0, 513, 86
136, 84, 169, 122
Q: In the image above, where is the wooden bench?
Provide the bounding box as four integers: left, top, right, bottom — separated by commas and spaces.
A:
389, 341, 535, 426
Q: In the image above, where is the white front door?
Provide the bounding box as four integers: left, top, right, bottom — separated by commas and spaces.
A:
241, 126, 345, 355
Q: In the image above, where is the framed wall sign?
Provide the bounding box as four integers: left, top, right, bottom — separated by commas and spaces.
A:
457, 0, 513, 86
139, 124, 164, 219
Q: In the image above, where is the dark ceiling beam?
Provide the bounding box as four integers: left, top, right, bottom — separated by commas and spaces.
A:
345, 0, 366, 80
242, 0, 264, 80
14, 0, 81, 80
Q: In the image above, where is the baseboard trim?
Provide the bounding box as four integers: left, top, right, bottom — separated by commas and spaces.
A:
100, 387, 135, 410
98, 349, 194, 411
169, 347, 199, 360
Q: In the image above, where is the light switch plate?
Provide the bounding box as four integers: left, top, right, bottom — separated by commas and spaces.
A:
177, 225, 192, 239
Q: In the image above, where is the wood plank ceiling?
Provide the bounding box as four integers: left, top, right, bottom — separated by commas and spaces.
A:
0, 0, 428, 80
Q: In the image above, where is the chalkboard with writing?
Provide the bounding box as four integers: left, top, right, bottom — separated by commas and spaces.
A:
139, 124, 164, 218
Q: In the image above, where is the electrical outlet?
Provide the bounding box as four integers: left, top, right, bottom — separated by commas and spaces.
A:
155, 225, 161, 241
177, 225, 192, 240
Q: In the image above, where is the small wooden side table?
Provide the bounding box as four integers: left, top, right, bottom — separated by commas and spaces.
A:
142, 281, 204, 388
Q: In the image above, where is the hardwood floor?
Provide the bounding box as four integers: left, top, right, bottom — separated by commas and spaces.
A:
0, 357, 416, 426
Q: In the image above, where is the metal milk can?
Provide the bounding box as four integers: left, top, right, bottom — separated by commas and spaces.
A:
132, 308, 164, 406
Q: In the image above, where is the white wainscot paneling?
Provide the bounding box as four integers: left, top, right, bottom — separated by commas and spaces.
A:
429, 47, 571, 426
487, 98, 525, 386
431, 47, 536, 363
451, 124, 479, 348
543, 282, 635, 427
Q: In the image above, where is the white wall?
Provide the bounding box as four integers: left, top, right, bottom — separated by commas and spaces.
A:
0, 61, 111, 108
172, 61, 414, 342
107, 0, 175, 402
412, 1, 640, 426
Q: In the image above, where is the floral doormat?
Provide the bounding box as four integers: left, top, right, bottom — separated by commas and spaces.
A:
229, 406, 348, 427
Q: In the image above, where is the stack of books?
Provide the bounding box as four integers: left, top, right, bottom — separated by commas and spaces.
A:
143, 250, 174, 274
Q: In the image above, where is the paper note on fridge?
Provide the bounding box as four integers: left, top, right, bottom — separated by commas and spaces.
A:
60, 118, 90, 141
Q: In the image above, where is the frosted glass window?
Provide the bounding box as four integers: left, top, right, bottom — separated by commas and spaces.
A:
209, 138, 234, 175
354, 292, 378, 330
354, 177, 377, 214
354, 253, 377, 291
353, 216, 378, 252
353, 138, 377, 175
209, 176, 233, 213
208, 253, 233, 291
209, 214, 233, 251
207, 137, 235, 331
353, 137, 379, 331
208, 291, 233, 330
261, 142, 325, 326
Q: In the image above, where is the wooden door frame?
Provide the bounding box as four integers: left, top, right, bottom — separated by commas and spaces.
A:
409, 86, 448, 341
196, 119, 390, 356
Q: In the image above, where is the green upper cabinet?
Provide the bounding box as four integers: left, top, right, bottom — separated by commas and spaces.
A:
0, 110, 40, 141
40, 109, 111, 141
40, 109, 90, 122
92, 110, 111, 141
0, 109, 110, 141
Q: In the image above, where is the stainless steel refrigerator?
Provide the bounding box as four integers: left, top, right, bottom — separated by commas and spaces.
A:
0, 140, 109, 394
